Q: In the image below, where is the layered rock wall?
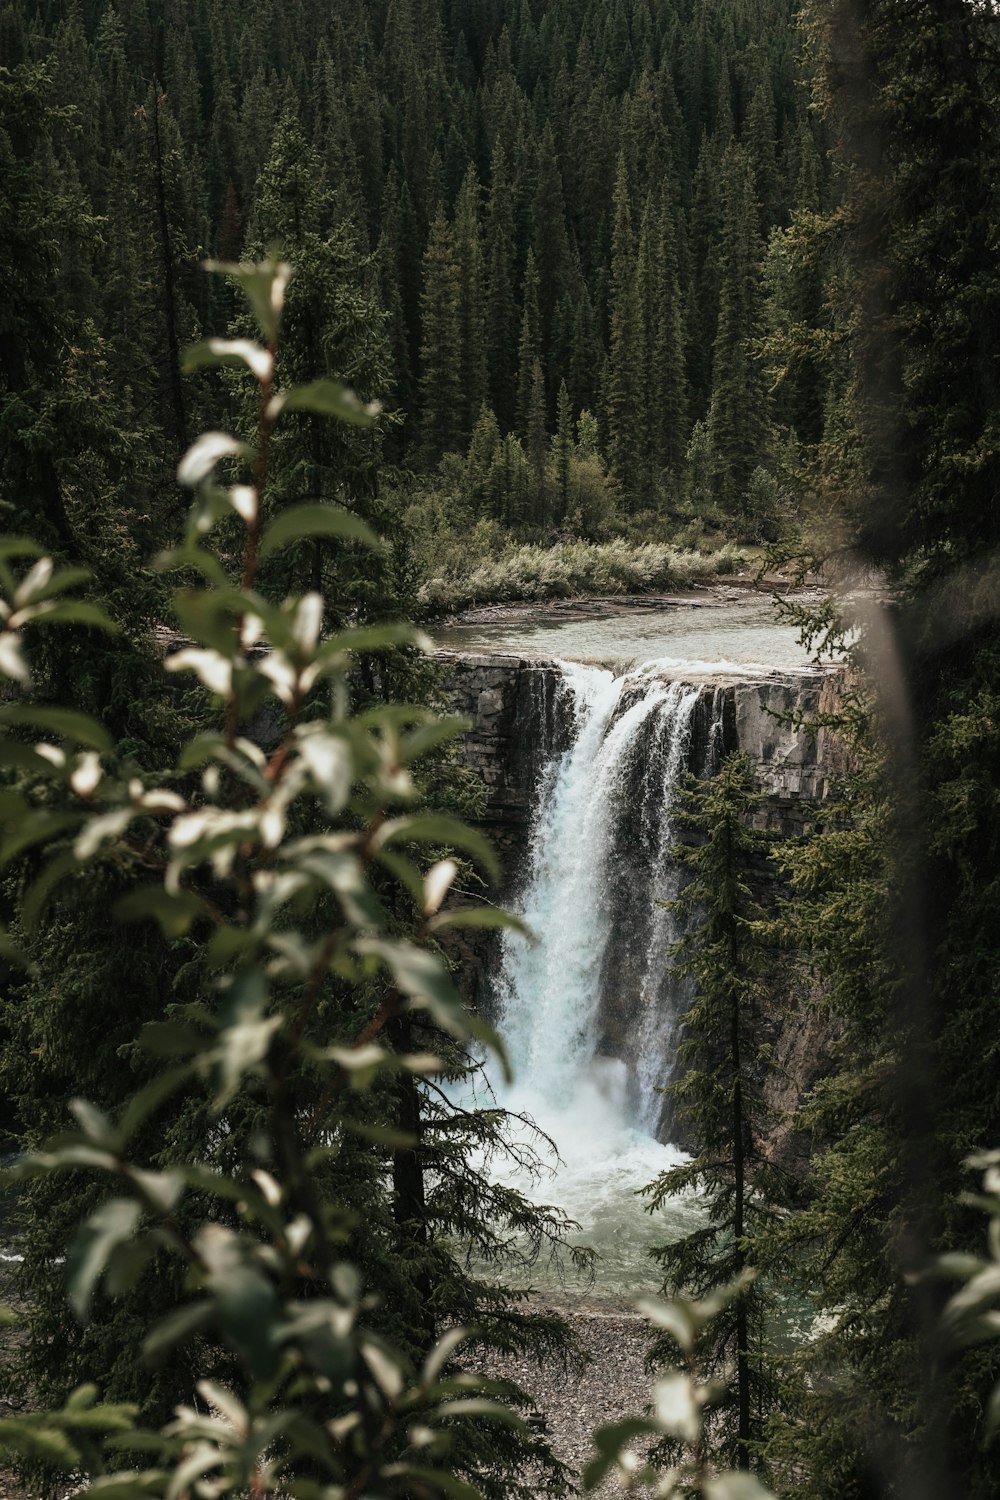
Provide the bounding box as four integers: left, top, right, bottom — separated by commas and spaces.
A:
439, 650, 849, 867
438, 650, 848, 1166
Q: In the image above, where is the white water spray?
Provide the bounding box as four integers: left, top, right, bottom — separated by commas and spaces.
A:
487, 662, 707, 1292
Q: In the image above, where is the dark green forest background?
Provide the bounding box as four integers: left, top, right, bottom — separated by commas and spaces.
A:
3, 1, 1000, 1497
2, 0, 828, 575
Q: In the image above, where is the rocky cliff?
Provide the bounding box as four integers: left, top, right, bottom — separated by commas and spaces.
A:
437, 649, 848, 1166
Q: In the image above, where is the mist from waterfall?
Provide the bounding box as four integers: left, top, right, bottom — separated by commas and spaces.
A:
485, 661, 712, 1294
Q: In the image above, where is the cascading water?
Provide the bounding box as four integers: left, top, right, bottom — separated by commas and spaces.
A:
485, 661, 714, 1294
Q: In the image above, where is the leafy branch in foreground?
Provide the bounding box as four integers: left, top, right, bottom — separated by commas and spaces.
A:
583, 1281, 776, 1500
0, 256, 536, 1498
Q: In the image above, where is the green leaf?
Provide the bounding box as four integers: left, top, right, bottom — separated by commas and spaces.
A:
0, 538, 44, 562
69, 1097, 117, 1147
985, 1378, 1000, 1445
375, 849, 426, 906
703, 1474, 778, 1500
39, 601, 118, 632
214, 970, 281, 1109
119, 1067, 194, 1144
139, 1020, 206, 1058
399, 1467, 480, 1500
0, 1415, 81, 1466
176, 431, 251, 490
434, 1398, 525, 1426
0, 811, 78, 868
422, 1327, 472, 1387
0, 928, 31, 969
428, 907, 531, 937
115, 888, 206, 939
21, 849, 80, 931
582, 1418, 660, 1490
143, 1301, 213, 1364
67, 1199, 142, 1320
204, 257, 291, 342
104, 1238, 157, 1297
183, 337, 271, 381
636, 1296, 697, 1354
0, 704, 111, 751
318, 621, 431, 658
653, 1371, 700, 1444
155, 546, 229, 588
197, 1225, 280, 1378
273, 378, 380, 426
400, 717, 469, 763
258, 502, 378, 560
377, 815, 500, 883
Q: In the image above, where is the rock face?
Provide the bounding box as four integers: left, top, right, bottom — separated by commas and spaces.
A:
437, 649, 849, 1166
439, 649, 849, 859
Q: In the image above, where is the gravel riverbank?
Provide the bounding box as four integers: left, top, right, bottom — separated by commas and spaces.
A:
475, 1293, 656, 1497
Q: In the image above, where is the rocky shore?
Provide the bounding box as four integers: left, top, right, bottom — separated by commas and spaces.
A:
476, 1293, 656, 1497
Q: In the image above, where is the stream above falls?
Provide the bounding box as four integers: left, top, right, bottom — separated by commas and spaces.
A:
434, 589, 829, 674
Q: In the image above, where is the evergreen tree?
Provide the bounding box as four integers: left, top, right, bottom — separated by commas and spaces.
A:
707, 143, 769, 520
531, 119, 572, 349
606, 150, 647, 506
243, 110, 393, 611
484, 138, 519, 435
645, 753, 784, 1475
514, 247, 542, 438
553, 377, 574, 524
418, 206, 464, 467
452, 163, 489, 446
650, 180, 688, 489
687, 131, 723, 418
526, 356, 549, 524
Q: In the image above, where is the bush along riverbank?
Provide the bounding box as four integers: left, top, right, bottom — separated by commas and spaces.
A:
416, 537, 753, 615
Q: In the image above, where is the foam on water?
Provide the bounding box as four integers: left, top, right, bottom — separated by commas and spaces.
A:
483, 660, 707, 1294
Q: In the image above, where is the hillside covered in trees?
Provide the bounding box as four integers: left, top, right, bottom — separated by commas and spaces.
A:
4, 0, 831, 575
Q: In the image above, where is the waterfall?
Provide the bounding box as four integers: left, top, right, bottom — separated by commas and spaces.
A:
493, 661, 704, 1141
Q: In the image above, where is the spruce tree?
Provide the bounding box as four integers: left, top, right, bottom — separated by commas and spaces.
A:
553, 378, 574, 524
526, 356, 549, 525
707, 143, 769, 522
418, 206, 464, 467
484, 138, 519, 435
645, 753, 784, 1476
514, 247, 542, 438
452, 163, 488, 446
650, 180, 688, 490
607, 150, 647, 507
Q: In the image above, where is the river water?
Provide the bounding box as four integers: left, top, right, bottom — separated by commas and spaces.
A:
436, 592, 820, 675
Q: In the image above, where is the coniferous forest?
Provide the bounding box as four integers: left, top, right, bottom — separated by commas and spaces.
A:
2, 0, 1000, 1498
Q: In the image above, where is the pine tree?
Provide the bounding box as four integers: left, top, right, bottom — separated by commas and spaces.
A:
645, 753, 784, 1475
650, 180, 688, 489
531, 119, 572, 350
452, 163, 488, 446
244, 110, 393, 610
526, 356, 549, 525
553, 378, 574, 524
687, 131, 723, 418
418, 206, 464, 466
606, 151, 647, 507
484, 138, 519, 435
707, 143, 769, 520
514, 247, 541, 438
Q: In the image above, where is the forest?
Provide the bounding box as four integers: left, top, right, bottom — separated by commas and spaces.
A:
1, 0, 999, 1497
